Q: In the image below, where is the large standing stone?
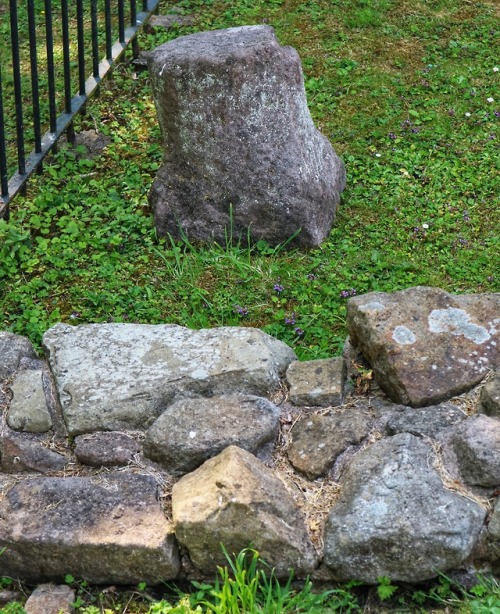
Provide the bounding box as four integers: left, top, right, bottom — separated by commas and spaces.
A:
43, 323, 295, 436
347, 287, 500, 407
323, 433, 486, 583
7, 369, 52, 433
0, 474, 180, 585
172, 445, 318, 577
144, 395, 280, 475
148, 25, 346, 248
0, 332, 38, 380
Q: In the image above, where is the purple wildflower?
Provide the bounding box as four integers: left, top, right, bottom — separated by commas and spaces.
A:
285, 312, 297, 326
340, 288, 357, 298
273, 283, 284, 293
294, 327, 304, 336
233, 304, 249, 316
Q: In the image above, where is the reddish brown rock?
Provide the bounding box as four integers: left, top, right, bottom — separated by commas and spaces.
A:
347, 287, 499, 407
0, 433, 67, 474
74, 432, 141, 467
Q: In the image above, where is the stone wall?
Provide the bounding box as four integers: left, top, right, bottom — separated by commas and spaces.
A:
0, 287, 498, 589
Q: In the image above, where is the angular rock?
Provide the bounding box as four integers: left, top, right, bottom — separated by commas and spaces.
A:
0, 433, 67, 474
0, 332, 38, 380
74, 432, 141, 467
148, 25, 345, 248
144, 395, 280, 475
450, 415, 500, 488
386, 402, 466, 438
347, 287, 500, 407
7, 369, 52, 433
323, 433, 486, 583
43, 323, 295, 436
24, 584, 75, 614
287, 411, 371, 479
172, 445, 318, 577
286, 358, 345, 407
0, 474, 180, 584
479, 376, 500, 418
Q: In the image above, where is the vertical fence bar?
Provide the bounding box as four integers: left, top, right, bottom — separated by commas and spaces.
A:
27, 0, 42, 156
130, 0, 139, 57
91, 0, 99, 78
104, 0, 113, 61
0, 66, 9, 216
44, 0, 57, 134
143, 0, 148, 10
60, 0, 75, 143
9, 0, 25, 177
118, 0, 125, 43
76, 0, 86, 95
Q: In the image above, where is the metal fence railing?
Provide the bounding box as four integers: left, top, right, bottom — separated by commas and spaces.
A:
0, 0, 161, 219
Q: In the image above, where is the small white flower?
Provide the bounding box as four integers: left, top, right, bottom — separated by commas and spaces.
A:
487, 97, 494, 103
375, 153, 381, 157
422, 223, 429, 229
465, 112, 471, 117
494, 67, 499, 72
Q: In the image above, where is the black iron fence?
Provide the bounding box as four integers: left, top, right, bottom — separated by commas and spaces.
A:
0, 0, 161, 219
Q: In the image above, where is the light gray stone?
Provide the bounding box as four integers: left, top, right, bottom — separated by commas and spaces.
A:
0, 474, 180, 585
386, 402, 467, 438
172, 445, 318, 577
479, 376, 500, 418
450, 415, 500, 488
25, 584, 75, 614
144, 395, 280, 475
148, 25, 345, 248
7, 369, 52, 433
287, 411, 371, 479
74, 432, 141, 467
323, 433, 486, 583
286, 357, 345, 407
0, 332, 38, 380
347, 287, 500, 407
43, 323, 296, 436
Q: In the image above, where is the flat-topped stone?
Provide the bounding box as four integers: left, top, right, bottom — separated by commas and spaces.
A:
43, 323, 296, 436
7, 369, 52, 433
148, 25, 345, 247
0, 474, 180, 585
347, 287, 499, 407
286, 357, 345, 407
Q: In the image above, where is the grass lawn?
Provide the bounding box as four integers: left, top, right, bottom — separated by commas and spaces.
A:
0, 0, 499, 611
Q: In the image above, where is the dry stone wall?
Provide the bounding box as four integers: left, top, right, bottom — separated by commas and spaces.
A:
0, 286, 499, 590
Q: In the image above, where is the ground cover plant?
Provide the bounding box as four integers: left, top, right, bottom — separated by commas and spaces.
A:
0, 0, 499, 611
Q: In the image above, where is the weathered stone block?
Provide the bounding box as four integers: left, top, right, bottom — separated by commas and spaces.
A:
479, 375, 500, 418
144, 395, 280, 475
148, 25, 345, 247
7, 369, 52, 433
286, 357, 345, 407
0, 474, 180, 585
43, 323, 296, 436
0, 332, 38, 380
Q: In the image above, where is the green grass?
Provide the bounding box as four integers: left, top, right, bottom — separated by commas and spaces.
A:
0, 0, 499, 609
1, 0, 498, 358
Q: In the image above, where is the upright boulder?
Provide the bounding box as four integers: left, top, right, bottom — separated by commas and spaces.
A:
43, 323, 295, 436
148, 25, 345, 247
347, 287, 499, 406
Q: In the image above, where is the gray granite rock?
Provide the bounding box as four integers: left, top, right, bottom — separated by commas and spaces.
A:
286, 357, 345, 407
450, 414, 500, 488
43, 323, 296, 436
0, 474, 180, 585
148, 25, 345, 248
7, 369, 52, 433
287, 411, 371, 479
479, 376, 500, 418
386, 402, 467, 438
172, 445, 318, 577
323, 433, 486, 583
74, 432, 141, 467
0, 332, 38, 380
347, 287, 500, 407
144, 395, 280, 475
